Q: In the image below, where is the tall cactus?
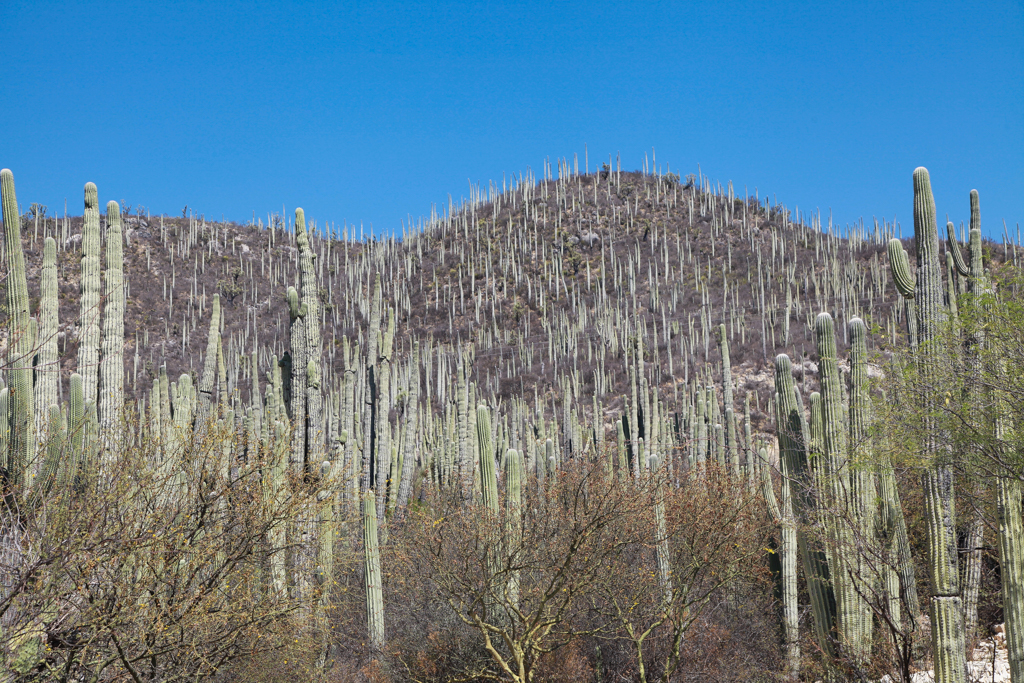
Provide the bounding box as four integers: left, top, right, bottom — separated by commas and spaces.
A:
395, 342, 420, 510
774, 354, 838, 660
814, 312, 873, 664
1, 176, 40, 499
99, 201, 125, 440
363, 488, 385, 651
997, 459, 1024, 681
833, 314, 878, 664
362, 275, 382, 492
650, 453, 673, 608
78, 182, 102, 406
35, 237, 59, 436
1, 170, 31, 361
198, 294, 222, 420
888, 167, 966, 683
757, 444, 799, 677
478, 404, 498, 512
852, 317, 921, 627
375, 307, 396, 520
287, 286, 307, 474
717, 324, 739, 473
295, 208, 325, 467
263, 419, 289, 597
504, 447, 522, 609
1, 170, 35, 490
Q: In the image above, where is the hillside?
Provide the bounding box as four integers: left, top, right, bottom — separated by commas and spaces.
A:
5, 160, 934, 442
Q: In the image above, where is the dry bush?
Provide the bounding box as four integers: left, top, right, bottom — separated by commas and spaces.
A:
375, 460, 781, 683
0, 415, 324, 681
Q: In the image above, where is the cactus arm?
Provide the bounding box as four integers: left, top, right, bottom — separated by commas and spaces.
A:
946, 221, 970, 277
888, 238, 916, 299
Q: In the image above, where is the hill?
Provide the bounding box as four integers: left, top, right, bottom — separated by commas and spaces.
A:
5, 159, 936, 445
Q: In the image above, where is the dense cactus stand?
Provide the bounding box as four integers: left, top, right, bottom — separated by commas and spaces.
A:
0, 160, 1018, 681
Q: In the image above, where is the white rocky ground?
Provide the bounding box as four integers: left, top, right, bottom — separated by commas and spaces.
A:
880, 625, 1010, 683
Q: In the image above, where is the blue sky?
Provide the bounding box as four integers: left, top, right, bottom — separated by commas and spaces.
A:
3, 1, 1021, 238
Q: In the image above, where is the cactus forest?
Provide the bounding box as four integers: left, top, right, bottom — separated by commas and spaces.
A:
1, 158, 1023, 682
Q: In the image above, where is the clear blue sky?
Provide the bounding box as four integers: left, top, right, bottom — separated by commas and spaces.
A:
3, 1, 1021, 238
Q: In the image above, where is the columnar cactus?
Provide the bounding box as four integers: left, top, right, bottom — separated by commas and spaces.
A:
1, 170, 31, 361
504, 447, 522, 608
774, 354, 838, 659
35, 237, 59, 436
99, 201, 125, 441
78, 182, 102, 406
1, 170, 35, 489
616, 419, 627, 478
395, 342, 420, 509
717, 324, 739, 472
287, 287, 307, 474
295, 209, 325, 467
457, 358, 472, 499
198, 294, 222, 417
478, 404, 498, 512
757, 444, 799, 677
263, 419, 289, 597
650, 453, 673, 607
852, 317, 920, 625
887, 167, 966, 683
26, 405, 71, 510
69, 374, 85, 466
821, 313, 874, 664
998, 471, 1024, 681
375, 307, 396, 519
363, 488, 385, 651
362, 275, 382, 492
